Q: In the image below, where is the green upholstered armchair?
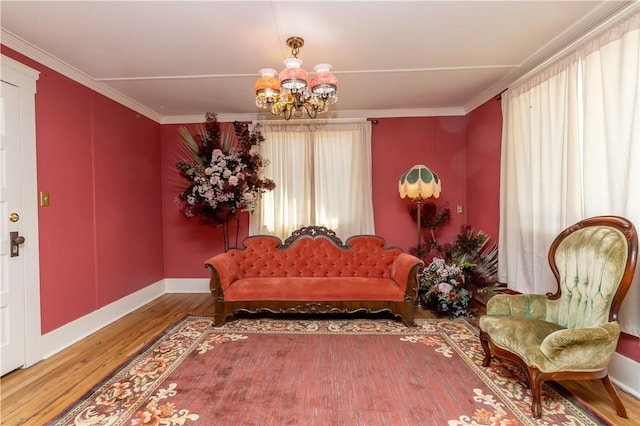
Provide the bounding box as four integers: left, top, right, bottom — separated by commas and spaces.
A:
479, 216, 638, 419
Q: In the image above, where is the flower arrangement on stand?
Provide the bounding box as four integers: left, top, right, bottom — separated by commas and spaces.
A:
418, 257, 472, 317
175, 112, 275, 251
407, 201, 451, 259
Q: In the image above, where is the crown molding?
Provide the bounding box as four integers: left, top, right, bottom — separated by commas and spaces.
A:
463, 1, 640, 114
161, 107, 465, 125
1, 29, 163, 123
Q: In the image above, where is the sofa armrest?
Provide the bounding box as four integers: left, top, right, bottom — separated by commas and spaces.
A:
391, 253, 424, 301
205, 254, 240, 298
486, 294, 548, 319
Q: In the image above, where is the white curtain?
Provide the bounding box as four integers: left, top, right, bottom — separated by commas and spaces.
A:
499, 56, 582, 295
500, 10, 640, 335
250, 120, 374, 242
580, 12, 640, 335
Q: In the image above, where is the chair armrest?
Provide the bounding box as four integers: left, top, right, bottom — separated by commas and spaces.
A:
540, 323, 620, 369
205, 254, 240, 296
486, 294, 548, 319
391, 253, 424, 300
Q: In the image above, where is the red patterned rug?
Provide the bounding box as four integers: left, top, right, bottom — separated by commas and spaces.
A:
50, 316, 610, 425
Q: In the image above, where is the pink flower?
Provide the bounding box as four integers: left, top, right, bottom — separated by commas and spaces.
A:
437, 282, 453, 293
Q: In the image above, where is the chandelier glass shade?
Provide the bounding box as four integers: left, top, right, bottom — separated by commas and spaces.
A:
254, 37, 338, 120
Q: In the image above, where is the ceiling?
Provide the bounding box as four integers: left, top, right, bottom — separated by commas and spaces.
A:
1, 1, 636, 123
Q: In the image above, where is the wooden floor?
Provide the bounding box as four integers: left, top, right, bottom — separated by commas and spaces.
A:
1, 293, 638, 425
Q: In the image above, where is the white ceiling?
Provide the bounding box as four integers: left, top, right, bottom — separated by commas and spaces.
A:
1, 1, 637, 123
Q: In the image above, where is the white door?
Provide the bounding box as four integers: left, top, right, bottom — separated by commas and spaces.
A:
1, 54, 40, 375
0, 80, 27, 375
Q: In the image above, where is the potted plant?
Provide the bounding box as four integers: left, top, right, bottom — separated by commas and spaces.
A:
437, 225, 498, 293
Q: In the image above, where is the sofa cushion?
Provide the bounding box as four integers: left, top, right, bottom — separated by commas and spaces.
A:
224, 277, 405, 301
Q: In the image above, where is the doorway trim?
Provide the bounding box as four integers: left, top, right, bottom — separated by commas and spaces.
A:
2, 54, 42, 367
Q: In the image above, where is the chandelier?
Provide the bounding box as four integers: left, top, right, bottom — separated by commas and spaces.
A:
254, 36, 338, 120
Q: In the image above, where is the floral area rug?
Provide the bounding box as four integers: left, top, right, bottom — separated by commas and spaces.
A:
49, 316, 609, 426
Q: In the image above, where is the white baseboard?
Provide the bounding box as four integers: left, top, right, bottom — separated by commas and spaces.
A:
41, 280, 165, 359
609, 352, 640, 398
164, 278, 209, 293
40, 279, 210, 359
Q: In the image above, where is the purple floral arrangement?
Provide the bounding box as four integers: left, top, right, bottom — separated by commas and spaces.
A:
175, 112, 275, 227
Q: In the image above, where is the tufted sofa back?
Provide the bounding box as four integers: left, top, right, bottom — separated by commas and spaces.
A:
547, 225, 630, 329
227, 234, 402, 279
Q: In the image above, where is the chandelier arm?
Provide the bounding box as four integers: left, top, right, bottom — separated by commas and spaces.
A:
283, 105, 293, 121
301, 102, 317, 119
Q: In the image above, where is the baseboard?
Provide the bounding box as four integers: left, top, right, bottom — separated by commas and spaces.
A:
609, 352, 640, 398
40, 279, 209, 359
164, 278, 209, 293
40, 281, 165, 359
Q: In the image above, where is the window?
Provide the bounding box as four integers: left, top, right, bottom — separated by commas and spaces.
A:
500, 10, 640, 334
249, 120, 374, 242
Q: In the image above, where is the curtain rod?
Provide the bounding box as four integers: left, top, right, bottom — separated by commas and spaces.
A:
253, 117, 367, 125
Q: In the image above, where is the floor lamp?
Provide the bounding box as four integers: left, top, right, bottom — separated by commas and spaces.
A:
399, 165, 442, 253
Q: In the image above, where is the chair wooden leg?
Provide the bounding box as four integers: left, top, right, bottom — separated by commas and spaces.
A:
529, 368, 543, 419
601, 375, 628, 418
479, 332, 492, 367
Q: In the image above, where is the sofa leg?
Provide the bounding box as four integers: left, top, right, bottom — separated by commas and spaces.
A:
401, 315, 415, 327
213, 313, 227, 327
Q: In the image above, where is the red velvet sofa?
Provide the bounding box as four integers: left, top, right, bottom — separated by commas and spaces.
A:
205, 226, 424, 326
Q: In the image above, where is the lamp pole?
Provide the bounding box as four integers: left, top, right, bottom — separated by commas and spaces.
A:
416, 198, 422, 254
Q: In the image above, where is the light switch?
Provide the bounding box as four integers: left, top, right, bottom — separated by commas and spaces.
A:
456, 204, 463, 214
40, 191, 50, 207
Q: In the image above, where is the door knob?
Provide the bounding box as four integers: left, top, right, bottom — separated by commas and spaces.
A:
9, 231, 25, 257
9, 212, 19, 222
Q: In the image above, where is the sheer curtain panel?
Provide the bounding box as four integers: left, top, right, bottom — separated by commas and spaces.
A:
499, 9, 640, 335
250, 120, 374, 242
580, 11, 640, 335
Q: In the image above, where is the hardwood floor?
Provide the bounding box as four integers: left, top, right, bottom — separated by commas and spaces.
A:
0, 294, 212, 425
1, 293, 638, 425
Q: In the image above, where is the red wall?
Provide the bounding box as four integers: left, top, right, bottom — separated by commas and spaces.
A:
371, 117, 468, 250
2, 47, 164, 333
465, 98, 502, 241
